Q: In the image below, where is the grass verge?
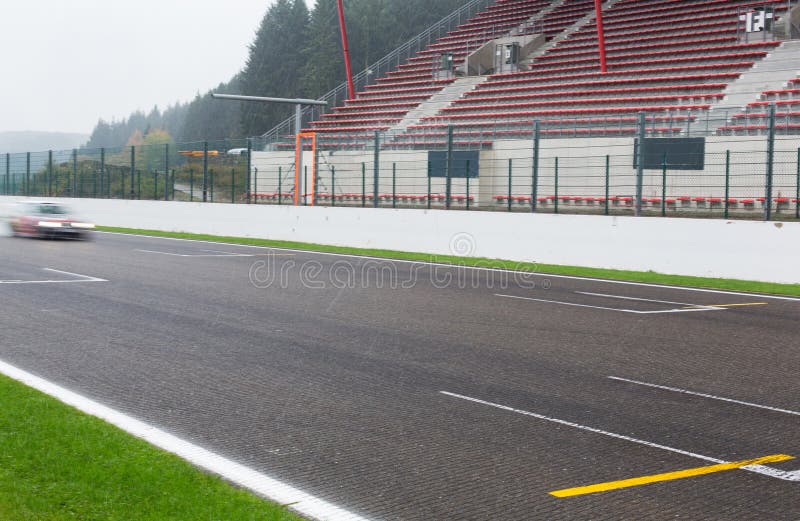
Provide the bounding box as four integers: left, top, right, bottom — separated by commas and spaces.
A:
98, 226, 800, 297
0, 372, 301, 521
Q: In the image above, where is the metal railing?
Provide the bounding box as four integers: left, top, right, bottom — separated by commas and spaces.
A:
259, 0, 497, 144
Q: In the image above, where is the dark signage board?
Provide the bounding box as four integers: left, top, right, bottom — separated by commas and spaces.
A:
634, 138, 705, 170
427, 151, 480, 178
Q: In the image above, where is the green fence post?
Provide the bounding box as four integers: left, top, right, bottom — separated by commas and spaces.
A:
330, 166, 335, 207
661, 152, 667, 217
202, 141, 209, 202
427, 161, 432, 209
164, 144, 170, 201
507, 158, 512, 212
724, 150, 731, 219
210, 169, 215, 202
93, 163, 97, 198
303, 166, 308, 205
137, 170, 141, 200
554, 156, 559, 214
392, 163, 396, 209
764, 103, 776, 221
130, 145, 135, 199
445, 125, 454, 209
4, 153, 9, 196
189, 169, 194, 201
72, 149, 78, 197
246, 139, 252, 204
531, 120, 540, 213
278, 166, 282, 205
231, 168, 235, 204
153, 170, 158, 200
466, 159, 471, 211
604, 155, 610, 216
25, 152, 30, 196
361, 162, 366, 207
100, 148, 106, 199
795, 147, 800, 220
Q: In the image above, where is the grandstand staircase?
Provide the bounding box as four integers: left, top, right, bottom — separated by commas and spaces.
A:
387, 76, 489, 135
526, 0, 622, 60
708, 40, 800, 134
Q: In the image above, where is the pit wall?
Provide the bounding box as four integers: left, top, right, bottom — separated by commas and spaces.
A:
251, 135, 800, 209
2, 195, 798, 284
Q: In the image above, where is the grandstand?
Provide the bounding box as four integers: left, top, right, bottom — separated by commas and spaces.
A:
282, 0, 797, 148
252, 0, 799, 213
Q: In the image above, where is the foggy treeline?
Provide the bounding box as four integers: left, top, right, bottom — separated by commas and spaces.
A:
85, 0, 465, 148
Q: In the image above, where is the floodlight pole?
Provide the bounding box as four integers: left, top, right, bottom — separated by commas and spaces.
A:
211, 93, 327, 206
337, 0, 356, 100
594, 0, 608, 73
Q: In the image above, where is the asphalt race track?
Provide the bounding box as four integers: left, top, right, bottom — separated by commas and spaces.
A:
1, 231, 798, 520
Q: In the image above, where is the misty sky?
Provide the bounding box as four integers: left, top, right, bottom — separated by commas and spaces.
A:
0, 1, 299, 135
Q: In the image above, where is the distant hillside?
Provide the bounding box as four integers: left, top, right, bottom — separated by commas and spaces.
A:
0, 131, 89, 154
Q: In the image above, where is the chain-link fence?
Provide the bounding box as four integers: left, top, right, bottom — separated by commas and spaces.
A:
2, 110, 799, 222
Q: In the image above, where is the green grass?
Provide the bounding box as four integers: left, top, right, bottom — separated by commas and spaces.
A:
0, 373, 302, 520
98, 226, 800, 297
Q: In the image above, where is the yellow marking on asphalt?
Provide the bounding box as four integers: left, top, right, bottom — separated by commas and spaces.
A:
682, 302, 768, 309
549, 454, 794, 498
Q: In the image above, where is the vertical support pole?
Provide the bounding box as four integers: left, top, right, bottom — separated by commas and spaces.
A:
304, 166, 308, 206
48, 150, 53, 197
5, 153, 9, 196
72, 149, 78, 197
246, 139, 252, 204
361, 162, 366, 207
466, 160, 471, 211
554, 156, 559, 214
427, 161, 432, 209
724, 150, 731, 219
100, 148, 106, 199
661, 152, 667, 217
507, 158, 513, 212
392, 163, 396, 209
445, 125, 454, 209
210, 169, 215, 202
373, 131, 380, 208
171, 170, 175, 201
765, 103, 776, 221
164, 144, 170, 201
130, 145, 135, 199
331, 166, 335, 207
594, 0, 608, 73
190, 169, 194, 201
635, 112, 646, 217
295, 105, 304, 205
25, 152, 30, 196
278, 166, 282, 205
137, 170, 141, 200
202, 141, 209, 202
604, 154, 610, 216
336, 0, 356, 100
153, 171, 158, 200
795, 147, 799, 220
531, 120, 540, 213
231, 168, 235, 204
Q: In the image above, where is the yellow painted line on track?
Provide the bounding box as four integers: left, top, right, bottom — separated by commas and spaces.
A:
549, 454, 794, 498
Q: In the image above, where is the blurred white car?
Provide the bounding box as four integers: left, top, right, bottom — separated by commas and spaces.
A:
9, 202, 94, 239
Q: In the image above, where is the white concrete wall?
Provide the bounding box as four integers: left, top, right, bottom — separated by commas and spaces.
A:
2, 195, 798, 284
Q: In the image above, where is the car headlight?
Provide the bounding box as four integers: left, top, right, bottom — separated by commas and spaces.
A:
37, 221, 63, 228
70, 222, 95, 229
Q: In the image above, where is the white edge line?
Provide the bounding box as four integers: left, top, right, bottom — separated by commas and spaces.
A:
608, 376, 800, 417
0, 358, 370, 521
134, 249, 255, 258
42, 268, 108, 282
440, 391, 800, 482
99, 231, 800, 302
495, 293, 722, 315
574, 291, 723, 309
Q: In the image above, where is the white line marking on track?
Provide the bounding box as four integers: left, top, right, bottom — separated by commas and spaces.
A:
495, 293, 723, 315
608, 376, 800, 417
0, 268, 107, 284
100, 231, 800, 302
574, 291, 722, 310
135, 249, 256, 258
0, 358, 370, 521
440, 391, 800, 482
